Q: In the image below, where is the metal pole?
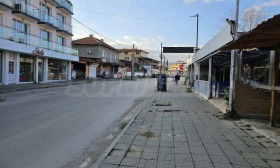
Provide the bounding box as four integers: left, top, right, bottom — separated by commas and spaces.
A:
160, 43, 162, 74
191, 14, 199, 51
131, 44, 134, 80
228, 0, 239, 113
196, 14, 199, 50
163, 55, 166, 74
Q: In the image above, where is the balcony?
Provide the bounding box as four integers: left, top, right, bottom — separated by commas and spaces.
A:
12, 1, 40, 22
0, 0, 14, 10
0, 24, 78, 56
38, 11, 59, 30
57, 21, 73, 36
47, 0, 60, 6
56, 0, 73, 15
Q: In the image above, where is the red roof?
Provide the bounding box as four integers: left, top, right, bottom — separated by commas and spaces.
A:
72, 35, 119, 52
118, 48, 149, 54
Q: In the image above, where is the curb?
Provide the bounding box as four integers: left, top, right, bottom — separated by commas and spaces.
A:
90, 88, 156, 168
241, 119, 280, 146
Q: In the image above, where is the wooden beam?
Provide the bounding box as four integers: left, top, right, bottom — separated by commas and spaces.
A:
270, 49, 279, 127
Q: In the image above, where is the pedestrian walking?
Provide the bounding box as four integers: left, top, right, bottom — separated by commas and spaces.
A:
175, 73, 180, 85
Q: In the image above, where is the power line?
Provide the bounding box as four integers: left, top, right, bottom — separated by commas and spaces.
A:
72, 17, 129, 48
74, 7, 190, 21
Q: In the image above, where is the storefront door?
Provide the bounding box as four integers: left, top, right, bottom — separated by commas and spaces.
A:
8, 61, 15, 84
89, 65, 96, 78
38, 57, 44, 82
20, 55, 34, 82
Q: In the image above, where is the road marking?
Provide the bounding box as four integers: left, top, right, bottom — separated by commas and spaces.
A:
80, 158, 92, 168
106, 135, 114, 140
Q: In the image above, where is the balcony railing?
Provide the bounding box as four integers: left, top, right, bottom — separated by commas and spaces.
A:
57, 0, 73, 14
0, 24, 78, 56
57, 21, 72, 34
40, 11, 59, 28
0, 0, 15, 8
13, 0, 40, 20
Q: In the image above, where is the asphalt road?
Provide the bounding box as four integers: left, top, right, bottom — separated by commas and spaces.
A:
0, 78, 156, 168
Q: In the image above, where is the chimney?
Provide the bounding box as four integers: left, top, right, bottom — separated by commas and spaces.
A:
89, 34, 93, 37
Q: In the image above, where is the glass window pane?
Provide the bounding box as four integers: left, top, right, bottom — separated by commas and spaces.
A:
38, 58, 44, 82
20, 55, 34, 82
48, 59, 67, 80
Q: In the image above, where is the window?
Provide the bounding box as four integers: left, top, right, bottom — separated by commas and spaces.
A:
0, 13, 3, 24
57, 36, 65, 46
13, 19, 28, 43
40, 29, 50, 40
48, 59, 67, 80
57, 13, 65, 29
125, 52, 128, 55
40, 3, 51, 22
124, 57, 129, 61
136, 51, 140, 55
40, 29, 50, 48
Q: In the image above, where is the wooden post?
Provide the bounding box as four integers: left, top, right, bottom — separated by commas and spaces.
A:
208, 56, 213, 99
270, 49, 279, 127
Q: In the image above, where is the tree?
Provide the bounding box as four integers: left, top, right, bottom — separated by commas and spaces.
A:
219, 7, 268, 32
238, 7, 268, 32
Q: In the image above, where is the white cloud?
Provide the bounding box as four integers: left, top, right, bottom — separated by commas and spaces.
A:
251, 0, 280, 11
183, 0, 226, 4
183, 0, 199, 4
72, 32, 193, 63
107, 36, 193, 63
262, 0, 280, 7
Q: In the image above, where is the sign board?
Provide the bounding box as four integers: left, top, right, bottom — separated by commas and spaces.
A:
163, 47, 195, 53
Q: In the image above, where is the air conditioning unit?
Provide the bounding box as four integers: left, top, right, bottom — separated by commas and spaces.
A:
15, 4, 22, 11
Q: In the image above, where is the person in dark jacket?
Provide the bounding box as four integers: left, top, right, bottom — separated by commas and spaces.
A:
175, 73, 180, 85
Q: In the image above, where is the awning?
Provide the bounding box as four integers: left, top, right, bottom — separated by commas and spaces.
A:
222, 14, 280, 50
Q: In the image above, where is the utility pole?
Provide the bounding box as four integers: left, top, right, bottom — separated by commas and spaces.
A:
166, 59, 168, 75
131, 44, 135, 80
163, 55, 166, 74
228, 0, 239, 113
160, 42, 163, 74
191, 14, 199, 51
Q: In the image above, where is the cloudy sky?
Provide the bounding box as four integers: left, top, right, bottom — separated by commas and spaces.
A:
71, 0, 280, 63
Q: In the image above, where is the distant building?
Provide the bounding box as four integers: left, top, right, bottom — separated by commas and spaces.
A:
72, 35, 119, 79
118, 48, 149, 61
0, 0, 77, 84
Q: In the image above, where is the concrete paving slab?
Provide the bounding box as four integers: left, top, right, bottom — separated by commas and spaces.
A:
93, 80, 280, 168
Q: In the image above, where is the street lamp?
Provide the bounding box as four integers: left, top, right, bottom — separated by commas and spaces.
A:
190, 14, 199, 52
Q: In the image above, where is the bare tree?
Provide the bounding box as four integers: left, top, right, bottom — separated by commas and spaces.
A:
239, 7, 268, 32
218, 7, 268, 32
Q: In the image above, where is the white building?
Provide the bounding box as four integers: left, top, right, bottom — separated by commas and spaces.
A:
0, 0, 78, 84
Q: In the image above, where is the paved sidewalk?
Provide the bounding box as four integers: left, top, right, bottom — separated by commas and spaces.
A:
94, 81, 280, 168
0, 78, 105, 94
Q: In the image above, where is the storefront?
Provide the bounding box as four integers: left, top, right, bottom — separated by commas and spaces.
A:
20, 55, 35, 82
0, 51, 2, 83
48, 59, 68, 81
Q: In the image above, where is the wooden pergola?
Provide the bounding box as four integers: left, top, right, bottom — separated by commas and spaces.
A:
222, 14, 280, 127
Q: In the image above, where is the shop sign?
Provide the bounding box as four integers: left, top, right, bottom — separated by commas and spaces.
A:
32, 47, 44, 55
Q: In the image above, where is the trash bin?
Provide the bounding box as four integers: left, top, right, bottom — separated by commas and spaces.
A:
157, 74, 167, 91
